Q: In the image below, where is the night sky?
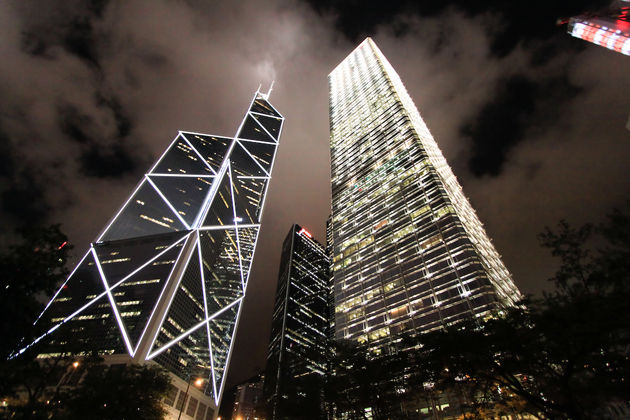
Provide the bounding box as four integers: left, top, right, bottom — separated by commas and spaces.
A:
1, 0, 629, 390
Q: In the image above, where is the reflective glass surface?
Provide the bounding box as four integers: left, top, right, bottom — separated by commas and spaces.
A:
152, 137, 215, 176
238, 140, 275, 174
208, 302, 240, 396
232, 177, 268, 224
250, 98, 282, 118
203, 171, 235, 227
149, 175, 214, 226
101, 181, 187, 241
199, 229, 244, 315
237, 115, 274, 143
229, 143, 269, 177
250, 113, 282, 141
181, 133, 231, 172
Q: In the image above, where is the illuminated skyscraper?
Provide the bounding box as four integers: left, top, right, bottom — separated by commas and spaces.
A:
263, 224, 330, 420
329, 38, 521, 351
21, 90, 283, 419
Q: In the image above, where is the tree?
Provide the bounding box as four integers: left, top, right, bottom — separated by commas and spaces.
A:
324, 340, 410, 420
0, 225, 72, 415
59, 363, 171, 420
0, 224, 72, 361
412, 208, 630, 419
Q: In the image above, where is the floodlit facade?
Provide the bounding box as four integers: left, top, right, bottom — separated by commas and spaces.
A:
567, 3, 630, 56
329, 38, 522, 351
21, 90, 284, 419
263, 224, 330, 420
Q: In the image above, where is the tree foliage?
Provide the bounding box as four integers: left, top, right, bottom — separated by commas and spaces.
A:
414, 209, 630, 419
0, 224, 72, 360
60, 363, 171, 420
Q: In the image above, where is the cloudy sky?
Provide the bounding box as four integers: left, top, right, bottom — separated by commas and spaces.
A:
1, 0, 629, 389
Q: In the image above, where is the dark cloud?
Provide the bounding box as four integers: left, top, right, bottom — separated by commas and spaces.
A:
57, 96, 140, 178
18, 2, 106, 69
0, 127, 15, 177
2, 171, 50, 223
462, 74, 582, 176
463, 75, 537, 176
304, 0, 611, 56
96, 94, 133, 138
80, 143, 138, 178
58, 104, 94, 144
61, 17, 101, 69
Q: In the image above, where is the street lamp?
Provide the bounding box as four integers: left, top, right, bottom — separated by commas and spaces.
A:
177, 375, 205, 420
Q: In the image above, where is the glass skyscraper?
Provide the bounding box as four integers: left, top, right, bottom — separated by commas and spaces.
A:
263, 224, 330, 420
329, 38, 521, 352
20, 90, 283, 418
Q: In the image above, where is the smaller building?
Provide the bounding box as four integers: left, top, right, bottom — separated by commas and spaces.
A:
231, 374, 265, 420
263, 224, 330, 420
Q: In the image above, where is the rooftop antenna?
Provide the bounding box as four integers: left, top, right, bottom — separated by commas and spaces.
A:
260, 81, 274, 100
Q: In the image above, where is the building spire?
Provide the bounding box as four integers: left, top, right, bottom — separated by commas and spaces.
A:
260, 81, 274, 100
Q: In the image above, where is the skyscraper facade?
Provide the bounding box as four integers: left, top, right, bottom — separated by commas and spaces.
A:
263, 224, 330, 420
328, 38, 521, 352
20, 90, 283, 418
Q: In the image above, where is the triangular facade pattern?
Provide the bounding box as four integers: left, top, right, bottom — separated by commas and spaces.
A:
21, 91, 283, 406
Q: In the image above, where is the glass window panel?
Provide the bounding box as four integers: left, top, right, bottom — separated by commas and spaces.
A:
250, 98, 282, 118
208, 302, 240, 397
101, 181, 187, 241
199, 229, 244, 316
237, 115, 274, 143
149, 175, 214, 226
202, 173, 235, 227
152, 137, 215, 175
181, 133, 231, 172
232, 177, 268, 224
229, 142, 268, 177
250, 113, 282, 140
238, 140, 276, 174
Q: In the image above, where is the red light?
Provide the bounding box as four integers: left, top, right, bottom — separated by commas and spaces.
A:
57, 241, 67, 250
298, 228, 312, 238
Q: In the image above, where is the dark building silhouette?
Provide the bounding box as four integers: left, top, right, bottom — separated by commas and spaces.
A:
263, 224, 330, 420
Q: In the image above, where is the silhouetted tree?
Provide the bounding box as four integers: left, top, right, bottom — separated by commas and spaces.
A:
59, 363, 171, 420
414, 208, 630, 419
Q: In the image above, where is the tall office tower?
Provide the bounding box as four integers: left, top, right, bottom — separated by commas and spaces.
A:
329, 38, 522, 351
20, 90, 283, 419
263, 224, 330, 420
